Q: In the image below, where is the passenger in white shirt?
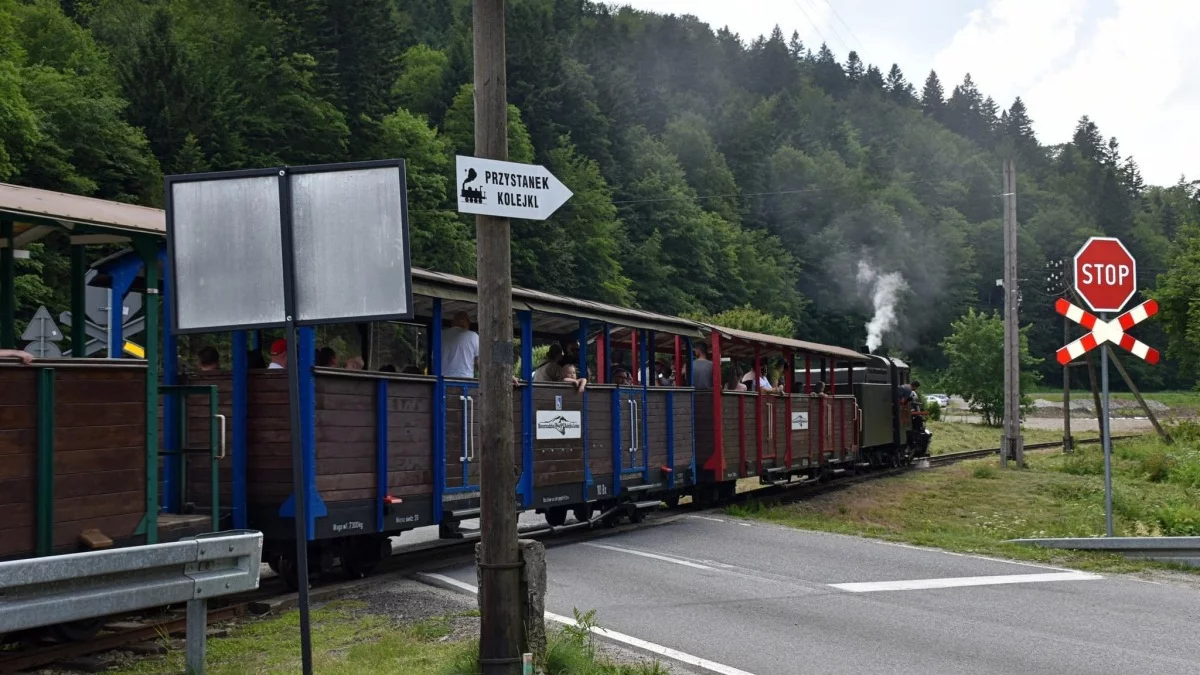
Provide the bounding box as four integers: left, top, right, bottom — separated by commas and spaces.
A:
441, 311, 479, 379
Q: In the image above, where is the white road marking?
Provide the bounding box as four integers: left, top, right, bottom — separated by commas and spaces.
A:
689, 516, 726, 523
582, 542, 713, 569
829, 571, 1102, 593
418, 573, 757, 675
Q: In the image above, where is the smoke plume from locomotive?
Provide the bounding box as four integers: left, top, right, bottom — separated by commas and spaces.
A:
857, 260, 907, 353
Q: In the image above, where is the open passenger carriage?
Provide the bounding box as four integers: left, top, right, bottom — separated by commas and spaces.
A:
0, 181, 924, 594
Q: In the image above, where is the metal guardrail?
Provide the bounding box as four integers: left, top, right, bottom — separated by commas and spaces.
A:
0, 530, 262, 674
1007, 536, 1200, 568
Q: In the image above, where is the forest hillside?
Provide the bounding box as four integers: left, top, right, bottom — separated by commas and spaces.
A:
3, 0, 1199, 386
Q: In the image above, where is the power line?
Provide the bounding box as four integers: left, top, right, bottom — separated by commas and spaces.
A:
789, 0, 834, 52
799, 0, 851, 55
816, 0, 865, 52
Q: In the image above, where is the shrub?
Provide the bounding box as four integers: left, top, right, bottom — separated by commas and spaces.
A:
1156, 504, 1200, 536
1139, 452, 1175, 482
1060, 451, 1104, 476
926, 399, 942, 421
972, 465, 996, 479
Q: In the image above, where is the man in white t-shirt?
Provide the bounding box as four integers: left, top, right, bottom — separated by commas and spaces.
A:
441, 311, 479, 379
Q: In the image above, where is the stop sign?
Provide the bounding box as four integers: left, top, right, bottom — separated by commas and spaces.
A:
1074, 237, 1137, 313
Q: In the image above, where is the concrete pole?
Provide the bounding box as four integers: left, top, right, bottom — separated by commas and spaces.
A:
1001, 160, 1024, 466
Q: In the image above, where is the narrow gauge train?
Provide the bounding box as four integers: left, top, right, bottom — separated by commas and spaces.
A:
0, 183, 932, 598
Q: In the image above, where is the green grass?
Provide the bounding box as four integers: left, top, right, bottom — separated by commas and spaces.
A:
727, 426, 1200, 573
927, 420, 1099, 454
110, 602, 670, 675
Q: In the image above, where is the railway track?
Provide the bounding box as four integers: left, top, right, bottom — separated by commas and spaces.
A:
0, 433, 1142, 673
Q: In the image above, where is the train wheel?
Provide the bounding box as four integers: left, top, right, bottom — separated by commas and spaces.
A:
663, 493, 680, 509
50, 618, 102, 642
572, 503, 592, 524
628, 507, 645, 524
545, 506, 568, 527
718, 481, 736, 503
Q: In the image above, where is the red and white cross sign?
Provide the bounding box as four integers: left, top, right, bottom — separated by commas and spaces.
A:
1055, 298, 1159, 365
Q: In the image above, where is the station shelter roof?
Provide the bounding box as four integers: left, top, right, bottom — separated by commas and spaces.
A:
0, 183, 164, 247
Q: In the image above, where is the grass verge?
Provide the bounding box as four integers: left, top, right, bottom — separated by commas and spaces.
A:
1027, 389, 1200, 410
927, 420, 1099, 454
110, 602, 670, 675
728, 426, 1200, 574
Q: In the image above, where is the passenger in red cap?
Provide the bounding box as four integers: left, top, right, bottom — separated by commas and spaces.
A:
268, 338, 287, 369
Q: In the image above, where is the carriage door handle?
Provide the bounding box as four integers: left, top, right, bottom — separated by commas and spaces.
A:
468, 395, 477, 462
628, 398, 636, 454
460, 395, 469, 462
214, 414, 226, 459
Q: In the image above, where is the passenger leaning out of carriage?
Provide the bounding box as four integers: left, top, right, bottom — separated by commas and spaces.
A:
560, 361, 587, 393
0, 349, 34, 364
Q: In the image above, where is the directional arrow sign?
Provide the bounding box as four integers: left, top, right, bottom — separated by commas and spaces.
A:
455, 155, 573, 220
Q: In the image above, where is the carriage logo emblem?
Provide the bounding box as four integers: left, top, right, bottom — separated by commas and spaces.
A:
535, 410, 582, 439
460, 168, 485, 204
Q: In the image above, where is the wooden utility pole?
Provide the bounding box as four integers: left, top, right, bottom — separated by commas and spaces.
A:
473, 1, 522, 673
1001, 159, 1024, 467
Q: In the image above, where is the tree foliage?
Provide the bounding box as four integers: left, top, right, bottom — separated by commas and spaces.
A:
940, 309, 1041, 426
0, 0, 1193, 388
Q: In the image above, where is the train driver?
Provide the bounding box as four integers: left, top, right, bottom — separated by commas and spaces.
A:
897, 379, 921, 408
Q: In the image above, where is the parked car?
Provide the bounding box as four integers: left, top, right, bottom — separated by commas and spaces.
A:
925, 394, 950, 408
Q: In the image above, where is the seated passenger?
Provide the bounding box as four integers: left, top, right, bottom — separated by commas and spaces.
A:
345, 356, 364, 370
533, 344, 564, 382
560, 362, 587, 393
612, 367, 633, 386
197, 346, 220, 372
268, 339, 287, 369
247, 348, 267, 369
316, 346, 338, 367
724, 364, 747, 391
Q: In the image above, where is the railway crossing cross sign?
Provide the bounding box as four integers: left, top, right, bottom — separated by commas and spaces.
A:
1054, 298, 1159, 365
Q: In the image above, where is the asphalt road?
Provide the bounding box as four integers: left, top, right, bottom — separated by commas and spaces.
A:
423, 514, 1200, 675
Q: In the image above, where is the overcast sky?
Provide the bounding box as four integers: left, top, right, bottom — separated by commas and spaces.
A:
605, 0, 1199, 187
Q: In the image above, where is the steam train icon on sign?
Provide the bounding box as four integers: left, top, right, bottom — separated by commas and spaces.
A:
460, 168, 485, 203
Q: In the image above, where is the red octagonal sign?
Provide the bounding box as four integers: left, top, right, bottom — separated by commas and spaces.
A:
1074, 236, 1137, 313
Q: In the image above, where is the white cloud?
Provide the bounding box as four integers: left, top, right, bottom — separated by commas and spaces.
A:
934, 0, 1200, 184
932, 0, 1087, 98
